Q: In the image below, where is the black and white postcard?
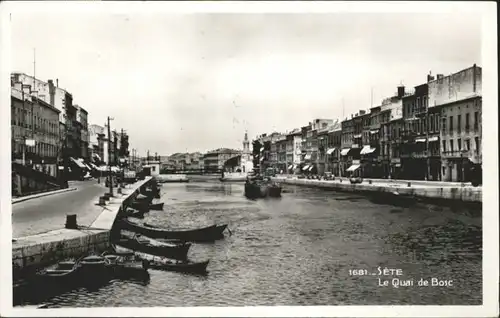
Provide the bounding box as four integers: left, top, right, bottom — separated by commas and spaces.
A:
0, 1, 498, 317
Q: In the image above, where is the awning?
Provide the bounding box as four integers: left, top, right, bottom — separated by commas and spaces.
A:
340, 148, 350, 156
428, 136, 439, 142
354, 134, 362, 138
89, 163, 98, 170
288, 165, 293, 170
302, 165, 310, 171
70, 157, 87, 169
84, 164, 92, 170
260, 157, 264, 162
360, 146, 376, 155
260, 148, 264, 153
93, 153, 101, 161
304, 154, 311, 160
292, 165, 297, 169
370, 130, 379, 134
326, 148, 336, 155
346, 164, 361, 172
415, 138, 427, 143
58, 166, 64, 170
308, 165, 315, 171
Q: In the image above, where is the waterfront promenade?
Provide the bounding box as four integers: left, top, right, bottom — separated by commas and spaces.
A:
271, 175, 482, 203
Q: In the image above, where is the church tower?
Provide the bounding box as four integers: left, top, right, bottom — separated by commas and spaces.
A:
243, 130, 250, 154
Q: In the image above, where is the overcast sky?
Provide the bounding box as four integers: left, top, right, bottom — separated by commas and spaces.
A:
9, 7, 482, 155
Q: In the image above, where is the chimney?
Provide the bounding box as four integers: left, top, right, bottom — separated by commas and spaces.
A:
359, 110, 366, 115
56, 79, 59, 87
48, 80, 55, 106
397, 86, 405, 98
437, 74, 444, 80
427, 74, 435, 82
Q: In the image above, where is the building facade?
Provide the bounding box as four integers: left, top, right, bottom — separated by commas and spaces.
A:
428, 64, 482, 182
11, 85, 60, 177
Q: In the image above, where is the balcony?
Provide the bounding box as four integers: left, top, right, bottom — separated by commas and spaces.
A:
442, 150, 470, 159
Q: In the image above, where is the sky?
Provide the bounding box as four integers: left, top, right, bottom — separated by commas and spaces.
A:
8, 7, 482, 156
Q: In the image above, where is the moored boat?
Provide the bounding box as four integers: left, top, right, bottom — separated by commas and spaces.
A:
36, 259, 80, 283
117, 219, 228, 242
148, 258, 209, 274
101, 252, 150, 278
123, 207, 146, 219
114, 234, 191, 260
149, 202, 164, 210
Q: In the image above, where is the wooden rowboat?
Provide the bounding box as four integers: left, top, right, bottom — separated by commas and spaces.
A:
118, 219, 227, 242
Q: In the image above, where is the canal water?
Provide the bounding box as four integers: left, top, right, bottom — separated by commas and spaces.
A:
15, 181, 482, 307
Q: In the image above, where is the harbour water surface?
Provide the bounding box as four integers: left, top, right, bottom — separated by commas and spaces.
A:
15, 182, 482, 307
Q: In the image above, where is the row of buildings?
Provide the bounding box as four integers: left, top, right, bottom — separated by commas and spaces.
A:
253, 64, 482, 182
11, 72, 130, 179
156, 132, 253, 173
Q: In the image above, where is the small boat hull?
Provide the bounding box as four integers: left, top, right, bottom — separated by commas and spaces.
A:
114, 237, 190, 260
118, 219, 227, 242
149, 259, 209, 274
149, 202, 164, 211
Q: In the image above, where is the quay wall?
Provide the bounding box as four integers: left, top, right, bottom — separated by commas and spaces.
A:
271, 177, 482, 203
12, 177, 154, 280
156, 174, 189, 183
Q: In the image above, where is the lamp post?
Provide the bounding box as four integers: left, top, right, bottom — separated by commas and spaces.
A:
107, 116, 114, 196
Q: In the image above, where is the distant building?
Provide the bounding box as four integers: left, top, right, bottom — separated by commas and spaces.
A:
88, 124, 105, 164
76, 105, 89, 161
203, 148, 242, 172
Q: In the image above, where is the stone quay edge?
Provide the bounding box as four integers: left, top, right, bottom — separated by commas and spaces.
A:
271, 176, 482, 203
12, 177, 154, 280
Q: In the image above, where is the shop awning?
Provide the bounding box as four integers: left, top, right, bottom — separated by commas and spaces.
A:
304, 154, 311, 160
428, 136, 439, 142
346, 164, 361, 172
70, 157, 87, 169
326, 148, 336, 155
288, 165, 293, 170
360, 146, 376, 155
260, 148, 264, 153
308, 165, 314, 171
354, 134, 362, 138
415, 138, 427, 143
340, 148, 350, 156
292, 165, 297, 169
84, 164, 92, 170
370, 130, 379, 134
260, 157, 264, 162
302, 165, 310, 171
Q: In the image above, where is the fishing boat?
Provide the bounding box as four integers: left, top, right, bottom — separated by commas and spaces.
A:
118, 219, 228, 242
244, 181, 268, 199
36, 259, 80, 283
134, 193, 153, 203
129, 200, 150, 212
101, 251, 150, 278
149, 202, 164, 211
79, 254, 109, 277
114, 234, 191, 260
123, 207, 145, 219
268, 182, 282, 198
147, 258, 209, 274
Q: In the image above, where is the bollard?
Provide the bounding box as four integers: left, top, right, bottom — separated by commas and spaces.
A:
368, 180, 372, 184
98, 196, 106, 205
407, 182, 411, 187
65, 214, 78, 229
118, 187, 122, 194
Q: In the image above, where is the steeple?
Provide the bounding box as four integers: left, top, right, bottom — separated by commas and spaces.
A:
243, 130, 250, 154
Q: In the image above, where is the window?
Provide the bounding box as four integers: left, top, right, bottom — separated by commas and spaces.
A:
449, 116, 453, 132
475, 137, 480, 154
457, 114, 461, 132
457, 138, 462, 152
465, 113, 470, 131
435, 116, 439, 133
465, 139, 470, 151
442, 141, 447, 152
450, 139, 454, 152
442, 117, 447, 132
474, 111, 479, 130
